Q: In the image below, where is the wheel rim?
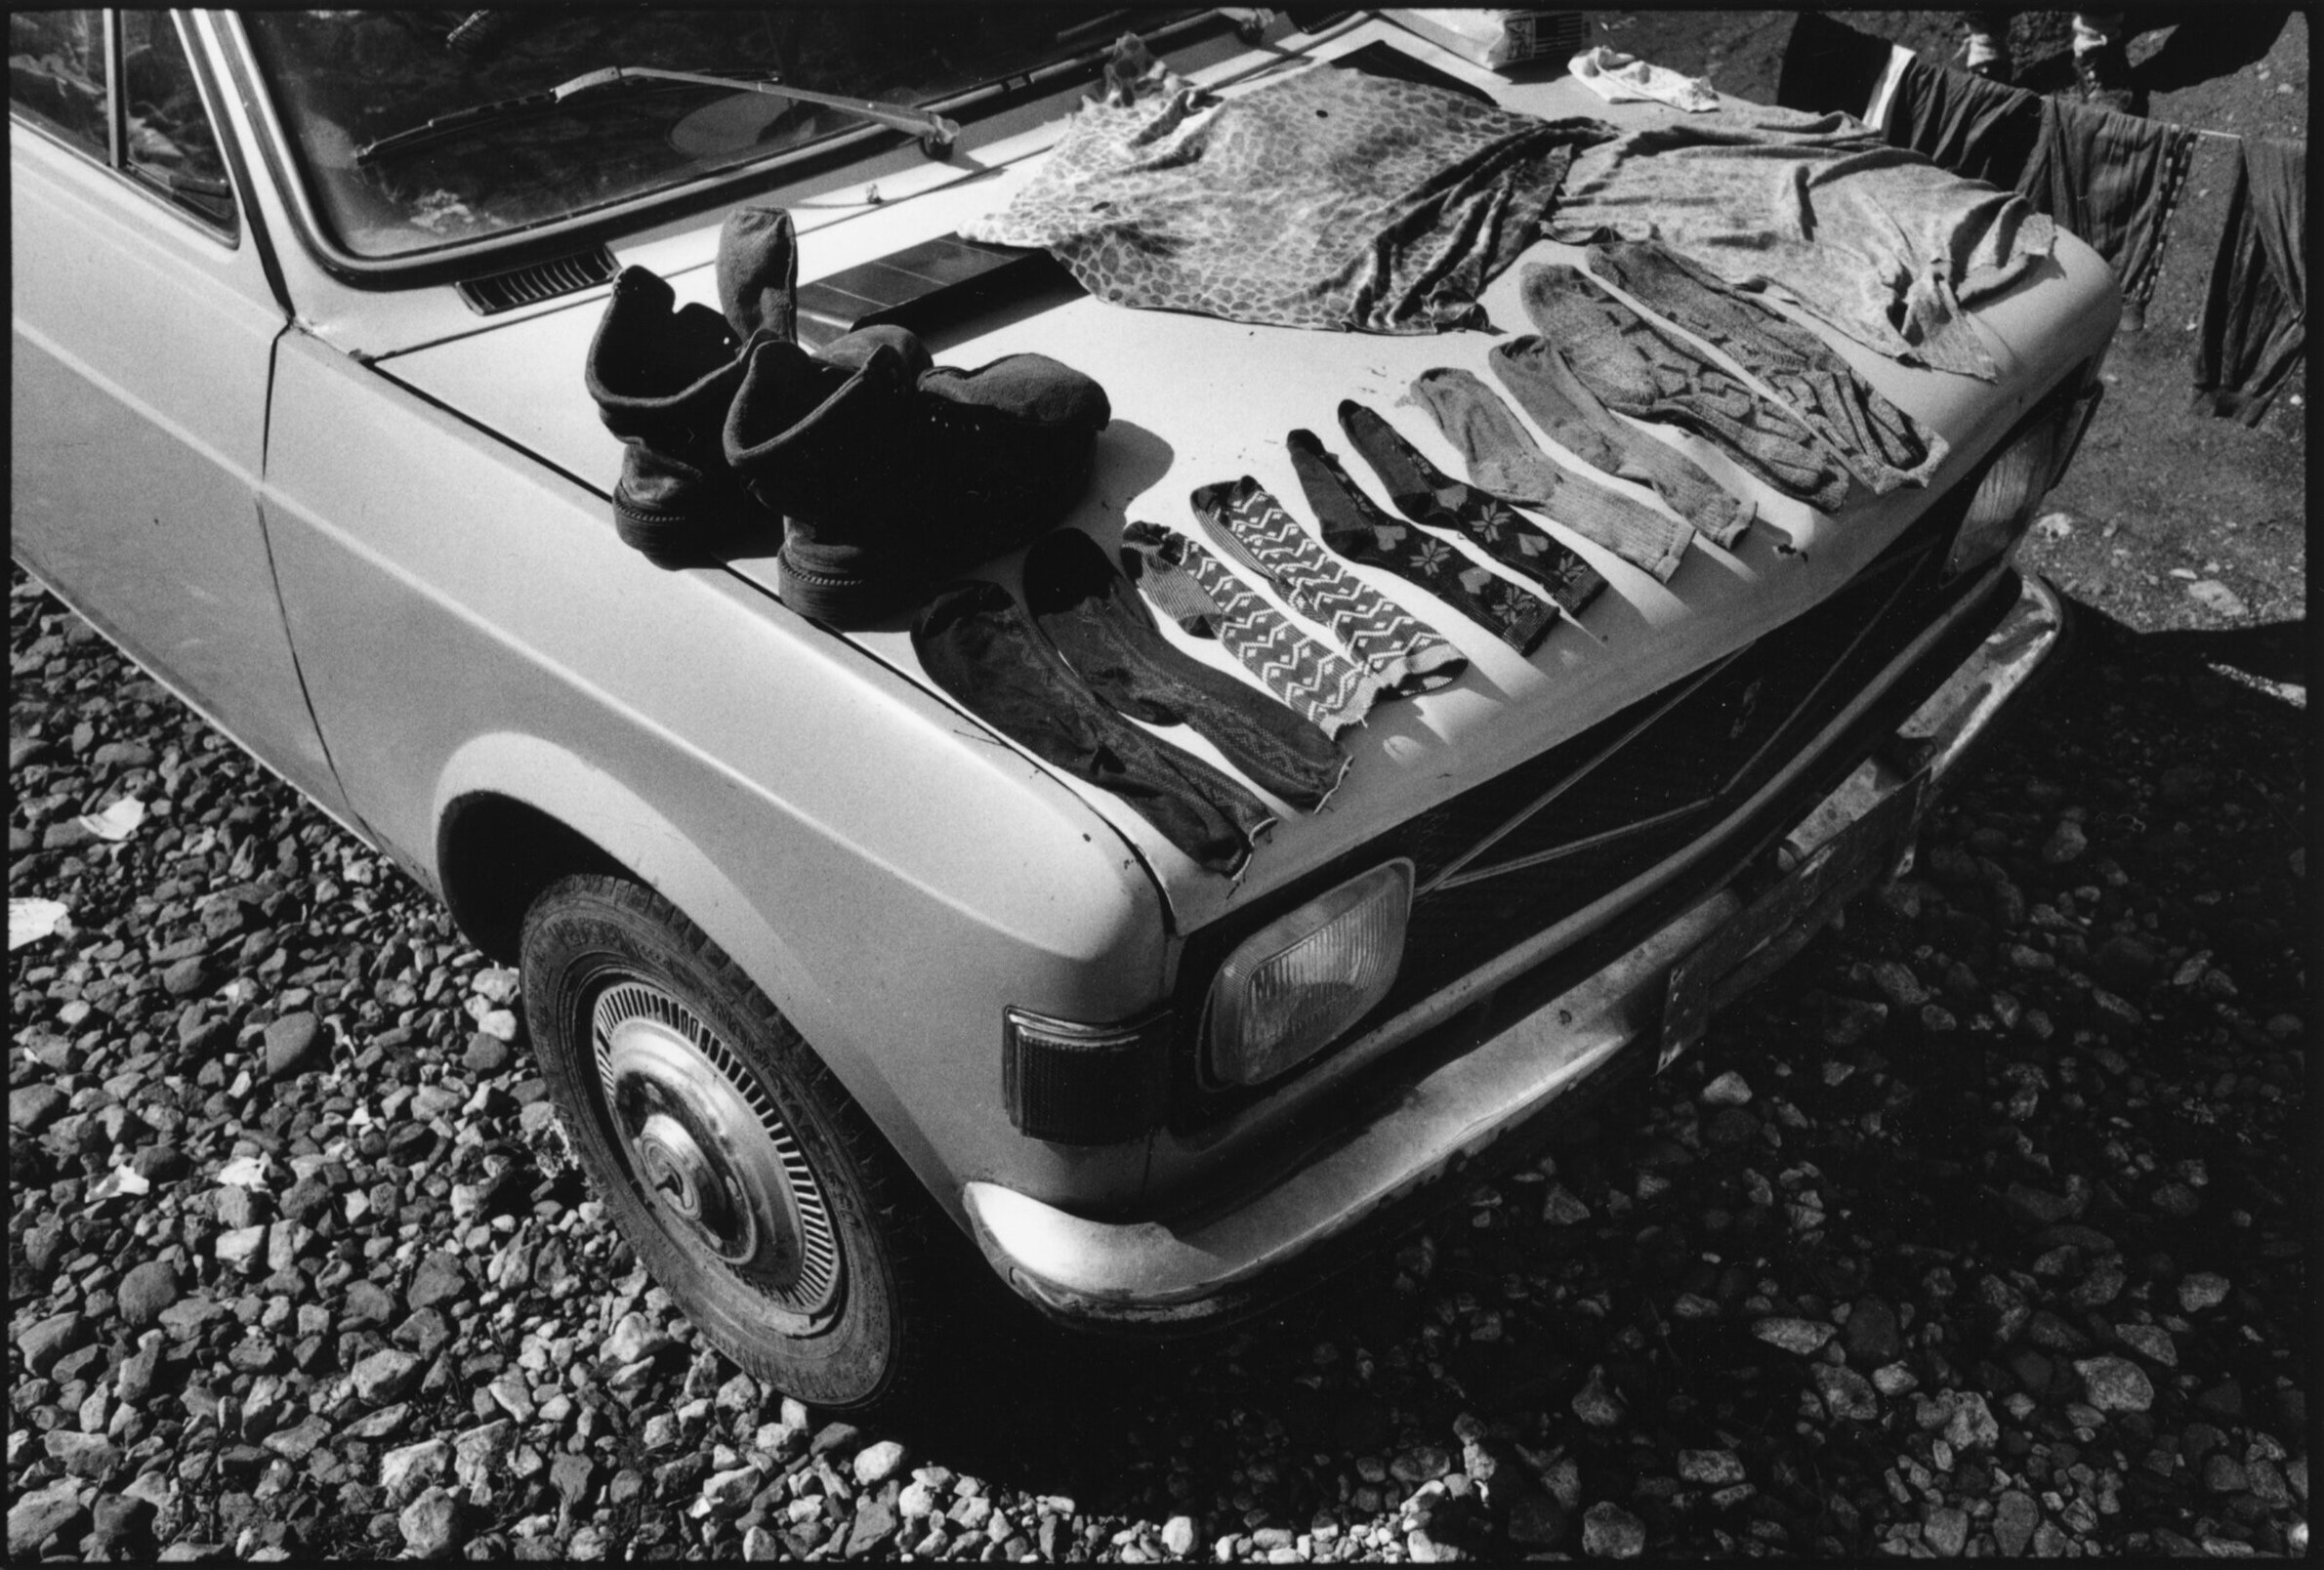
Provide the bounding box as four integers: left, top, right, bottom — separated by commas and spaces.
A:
592, 979, 843, 1332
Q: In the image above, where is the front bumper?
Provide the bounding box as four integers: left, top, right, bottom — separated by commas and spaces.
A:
965, 571, 2068, 1330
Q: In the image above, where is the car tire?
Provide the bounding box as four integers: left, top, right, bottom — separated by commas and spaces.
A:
519, 873, 936, 1412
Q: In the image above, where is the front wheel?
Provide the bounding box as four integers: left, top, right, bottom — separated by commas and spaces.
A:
519, 874, 936, 1411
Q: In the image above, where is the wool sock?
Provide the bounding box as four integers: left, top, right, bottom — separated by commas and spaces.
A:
1190, 477, 1467, 695
1409, 368, 1695, 582
1287, 429, 1565, 654
1119, 522, 1385, 739
1518, 262, 1854, 514
1487, 334, 1755, 548
1337, 400, 1612, 608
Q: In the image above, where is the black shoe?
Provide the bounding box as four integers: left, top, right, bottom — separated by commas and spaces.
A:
725, 327, 1111, 627
584, 268, 777, 568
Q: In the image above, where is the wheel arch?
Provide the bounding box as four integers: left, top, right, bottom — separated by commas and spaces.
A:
430, 731, 837, 1083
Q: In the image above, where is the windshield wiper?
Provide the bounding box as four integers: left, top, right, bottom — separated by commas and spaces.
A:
353, 65, 963, 168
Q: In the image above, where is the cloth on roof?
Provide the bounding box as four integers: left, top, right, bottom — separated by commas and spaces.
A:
1548, 103, 2056, 380
2017, 95, 2200, 323
961, 37, 1613, 334
2194, 136, 2305, 426
1568, 47, 1719, 114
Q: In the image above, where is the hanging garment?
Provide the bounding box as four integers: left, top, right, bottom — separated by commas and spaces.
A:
1487, 335, 1755, 549
1568, 48, 1720, 114
1549, 103, 2055, 380
1286, 430, 1567, 654
913, 580, 1275, 876
1337, 401, 1611, 606
2016, 97, 2199, 327
2195, 137, 2305, 427
1586, 240, 1950, 494
1882, 53, 2043, 190
1023, 529, 1348, 811
1776, 10, 1898, 121
961, 37, 1612, 334
1518, 264, 1855, 514
1120, 522, 1385, 738
1407, 368, 1695, 582
1190, 478, 1467, 694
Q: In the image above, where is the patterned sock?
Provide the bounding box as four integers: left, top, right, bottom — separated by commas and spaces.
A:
1190, 478, 1467, 695
1286, 430, 1565, 654
1518, 263, 1854, 515
1119, 522, 1384, 738
1336, 401, 1610, 609
1588, 240, 1947, 493
1487, 334, 1755, 548
1408, 369, 1695, 582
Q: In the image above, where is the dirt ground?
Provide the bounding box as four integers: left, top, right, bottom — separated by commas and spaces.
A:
1588, 8, 2308, 682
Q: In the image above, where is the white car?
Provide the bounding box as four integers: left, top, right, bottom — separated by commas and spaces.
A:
12, 7, 2111, 1409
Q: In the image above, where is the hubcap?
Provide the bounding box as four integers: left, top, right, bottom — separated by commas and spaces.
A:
593, 980, 842, 1330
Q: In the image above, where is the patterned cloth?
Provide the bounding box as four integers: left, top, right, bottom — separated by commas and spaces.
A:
1587, 239, 1949, 495
1408, 368, 1695, 582
961, 38, 1611, 334
1337, 401, 1613, 606
1549, 103, 2056, 380
1119, 523, 1384, 739
1191, 478, 1467, 694
1487, 334, 1755, 549
1287, 430, 1566, 654
1518, 264, 1855, 514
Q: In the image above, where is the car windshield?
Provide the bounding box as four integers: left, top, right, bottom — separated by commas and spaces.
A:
242, 7, 1175, 260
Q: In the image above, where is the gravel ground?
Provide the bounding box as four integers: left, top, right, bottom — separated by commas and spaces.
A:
9, 573, 2312, 1563
7, 16, 2312, 1564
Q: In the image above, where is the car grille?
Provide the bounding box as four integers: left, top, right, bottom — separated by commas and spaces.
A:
1169, 488, 1995, 1112
1375, 526, 1965, 1021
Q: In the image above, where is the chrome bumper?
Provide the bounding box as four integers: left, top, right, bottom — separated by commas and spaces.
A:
965, 572, 2069, 1329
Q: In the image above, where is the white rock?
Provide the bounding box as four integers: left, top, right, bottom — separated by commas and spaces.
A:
380, 1439, 452, 1505
216, 1225, 269, 1271
2178, 1272, 2230, 1312
1752, 1317, 1836, 1355
853, 1439, 907, 1486
1700, 1071, 1753, 1106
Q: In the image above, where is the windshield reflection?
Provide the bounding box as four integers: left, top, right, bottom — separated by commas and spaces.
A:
243, 8, 1147, 259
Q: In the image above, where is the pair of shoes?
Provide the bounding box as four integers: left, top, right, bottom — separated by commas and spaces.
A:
725, 327, 1111, 628
586, 205, 1112, 620
583, 204, 809, 568
2075, 41, 2140, 115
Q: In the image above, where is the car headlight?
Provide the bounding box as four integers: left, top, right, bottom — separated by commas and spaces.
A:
1204, 860, 1413, 1089
1944, 372, 2104, 580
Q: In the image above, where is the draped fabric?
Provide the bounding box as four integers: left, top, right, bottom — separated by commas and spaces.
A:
1549, 103, 2055, 379
963, 40, 1611, 334
2195, 137, 2306, 426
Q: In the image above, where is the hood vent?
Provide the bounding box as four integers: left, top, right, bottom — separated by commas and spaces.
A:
456, 246, 619, 315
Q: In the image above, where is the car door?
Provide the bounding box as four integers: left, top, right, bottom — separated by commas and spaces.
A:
9, 9, 350, 819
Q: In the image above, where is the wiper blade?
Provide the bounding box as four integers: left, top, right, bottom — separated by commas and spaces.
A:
353, 65, 963, 168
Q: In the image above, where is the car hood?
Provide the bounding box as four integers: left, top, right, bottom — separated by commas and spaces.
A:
377, 24, 2118, 934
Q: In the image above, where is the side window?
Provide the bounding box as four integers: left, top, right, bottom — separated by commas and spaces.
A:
120, 13, 236, 234
8, 10, 237, 237
8, 10, 108, 159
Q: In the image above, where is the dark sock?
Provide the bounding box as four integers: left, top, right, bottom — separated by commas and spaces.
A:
1287, 429, 1563, 653
1336, 401, 1609, 610
1408, 368, 1695, 582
